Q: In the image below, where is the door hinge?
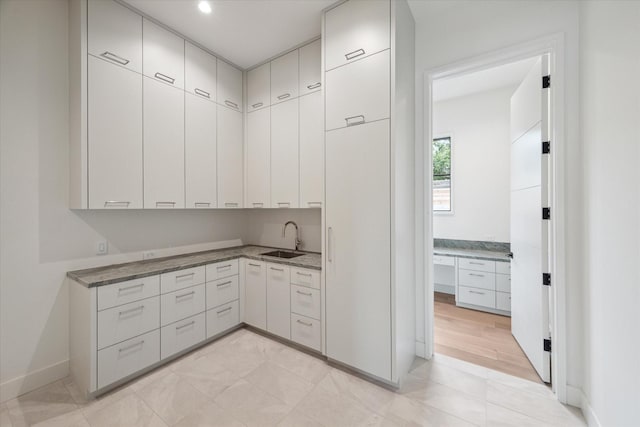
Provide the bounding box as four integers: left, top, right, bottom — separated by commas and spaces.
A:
542, 140, 551, 154
543, 75, 551, 89
544, 338, 552, 352
543, 273, 551, 286
542, 207, 551, 220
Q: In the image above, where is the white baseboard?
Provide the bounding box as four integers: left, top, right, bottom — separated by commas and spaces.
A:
566, 385, 602, 427
415, 340, 426, 358
0, 359, 69, 403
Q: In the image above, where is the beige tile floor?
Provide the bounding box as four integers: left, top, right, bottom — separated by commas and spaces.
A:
0, 328, 586, 427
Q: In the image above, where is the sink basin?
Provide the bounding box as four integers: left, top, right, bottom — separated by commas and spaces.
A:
261, 250, 303, 259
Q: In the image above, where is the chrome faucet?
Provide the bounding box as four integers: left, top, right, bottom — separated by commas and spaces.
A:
282, 221, 302, 251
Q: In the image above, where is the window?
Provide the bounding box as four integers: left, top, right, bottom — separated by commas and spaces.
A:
433, 136, 451, 212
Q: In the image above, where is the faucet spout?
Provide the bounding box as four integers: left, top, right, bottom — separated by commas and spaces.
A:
283, 221, 302, 251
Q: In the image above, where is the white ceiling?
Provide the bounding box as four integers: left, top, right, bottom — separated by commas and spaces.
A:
121, 0, 336, 69
432, 57, 539, 102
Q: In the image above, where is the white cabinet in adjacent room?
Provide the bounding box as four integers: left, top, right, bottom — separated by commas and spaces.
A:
217, 106, 243, 208
266, 264, 291, 340
299, 39, 321, 96
185, 41, 217, 101
270, 99, 299, 208
217, 59, 243, 112
143, 77, 185, 208
244, 260, 266, 329
88, 56, 143, 209
185, 93, 217, 208
270, 50, 298, 105
246, 108, 271, 208
247, 62, 270, 112
299, 91, 323, 208
143, 19, 184, 89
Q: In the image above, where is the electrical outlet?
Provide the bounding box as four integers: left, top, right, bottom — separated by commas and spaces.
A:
96, 240, 108, 255
143, 251, 156, 260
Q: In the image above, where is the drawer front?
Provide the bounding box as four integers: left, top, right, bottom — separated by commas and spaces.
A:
458, 269, 495, 291
496, 261, 511, 275
160, 266, 205, 294
206, 300, 240, 339
160, 284, 206, 327
98, 275, 160, 311
433, 255, 455, 266
160, 312, 206, 359
496, 274, 511, 293
291, 284, 321, 320
206, 276, 239, 309
458, 286, 496, 309
458, 258, 495, 273
290, 267, 320, 290
291, 313, 321, 352
98, 296, 160, 350
496, 292, 511, 312
97, 329, 160, 389
206, 259, 239, 281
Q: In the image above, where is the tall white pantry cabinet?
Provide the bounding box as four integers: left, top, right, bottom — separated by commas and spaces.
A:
323, 0, 416, 385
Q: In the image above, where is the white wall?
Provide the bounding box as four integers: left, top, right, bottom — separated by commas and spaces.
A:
432, 86, 514, 242
580, 2, 640, 425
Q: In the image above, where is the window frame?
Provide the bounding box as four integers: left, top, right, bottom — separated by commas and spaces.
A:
432, 134, 454, 215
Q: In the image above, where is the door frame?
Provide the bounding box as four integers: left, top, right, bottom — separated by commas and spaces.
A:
421, 34, 568, 402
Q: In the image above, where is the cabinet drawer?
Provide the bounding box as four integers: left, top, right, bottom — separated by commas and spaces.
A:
496, 261, 511, 275
290, 267, 320, 290
143, 19, 184, 89
458, 258, 495, 273
160, 266, 205, 294
98, 296, 160, 350
458, 269, 495, 291
291, 313, 321, 352
291, 285, 321, 320
98, 329, 160, 389
206, 276, 239, 309
161, 284, 205, 327
98, 275, 160, 311
458, 286, 496, 309
325, 50, 390, 131
496, 292, 511, 312
161, 312, 206, 359
206, 300, 240, 339
206, 259, 239, 281
433, 255, 455, 266
496, 274, 511, 293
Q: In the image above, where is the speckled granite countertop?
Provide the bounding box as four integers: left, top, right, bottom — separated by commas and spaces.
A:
434, 247, 511, 262
67, 245, 321, 287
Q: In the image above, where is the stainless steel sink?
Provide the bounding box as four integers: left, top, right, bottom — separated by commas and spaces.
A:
261, 250, 303, 259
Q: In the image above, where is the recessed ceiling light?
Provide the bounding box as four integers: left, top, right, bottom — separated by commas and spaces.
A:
198, 1, 212, 14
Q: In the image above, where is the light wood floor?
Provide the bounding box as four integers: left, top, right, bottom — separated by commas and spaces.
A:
434, 292, 544, 384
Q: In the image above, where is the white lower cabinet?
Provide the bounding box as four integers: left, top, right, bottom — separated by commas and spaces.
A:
291, 313, 321, 352
206, 276, 239, 309
206, 300, 240, 339
244, 260, 267, 329
97, 296, 160, 350
160, 284, 206, 326
451, 255, 512, 315
266, 264, 291, 339
458, 286, 496, 309
291, 285, 321, 320
161, 312, 206, 359
496, 291, 511, 312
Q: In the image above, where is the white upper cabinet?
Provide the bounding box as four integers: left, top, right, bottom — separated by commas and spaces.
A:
299, 91, 323, 208
324, 0, 390, 71
217, 59, 243, 112
299, 39, 321, 96
247, 63, 270, 112
143, 77, 185, 208
246, 108, 271, 208
88, 56, 143, 209
270, 99, 299, 208
217, 106, 243, 208
325, 50, 390, 131
185, 93, 217, 208
270, 50, 299, 105
88, 0, 142, 73
143, 19, 185, 89
185, 42, 217, 101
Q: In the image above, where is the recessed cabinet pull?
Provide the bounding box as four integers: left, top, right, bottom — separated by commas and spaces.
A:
217, 307, 233, 315
175, 272, 195, 280
296, 272, 312, 277
104, 201, 130, 207
345, 48, 365, 60
345, 115, 365, 127
194, 202, 211, 207
216, 281, 232, 287
175, 290, 196, 299
469, 290, 486, 295
252, 102, 264, 108
296, 290, 312, 296
119, 340, 144, 352
307, 202, 322, 207
307, 82, 321, 90
277, 202, 290, 207
225, 100, 238, 109
194, 88, 210, 98
469, 273, 485, 277
277, 93, 291, 100
154, 72, 175, 84
176, 320, 195, 330
225, 202, 239, 207
217, 264, 232, 270
270, 267, 284, 272
156, 201, 176, 207
469, 261, 485, 265
119, 305, 144, 316
296, 319, 313, 327
100, 51, 129, 65
118, 283, 144, 293
248, 263, 261, 267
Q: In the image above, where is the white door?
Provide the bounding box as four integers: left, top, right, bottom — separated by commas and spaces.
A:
271, 99, 299, 208
185, 42, 217, 101
247, 62, 270, 112
142, 19, 184, 89
217, 59, 242, 112
299, 91, 323, 208
299, 39, 321, 96
510, 56, 551, 383
266, 264, 291, 339
246, 108, 271, 208
270, 50, 298, 105
185, 93, 217, 208
244, 261, 266, 330
217, 106, 243, 208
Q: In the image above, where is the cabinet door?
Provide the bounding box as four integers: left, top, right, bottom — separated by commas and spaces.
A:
246, 108, 271, 208
88, 0, 142, 73
271, 99, 299, 208
143, 77, 185, 208
185, 42, 217, 101
266, 264, 291, 339
247, 63, 270, 112
217, 59, 243, 112
325, 119, 391, 381
325, 50, 390, 131
324, 0, 390, 71
299, 92, 323, 208
244, 261, 266, 330
185, 93, 217, 208
143, 19, 184, 89
217, 106, 243, 208
299, 39, 321, 96
88, 56, 142, 209
271, 50, 298, 105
